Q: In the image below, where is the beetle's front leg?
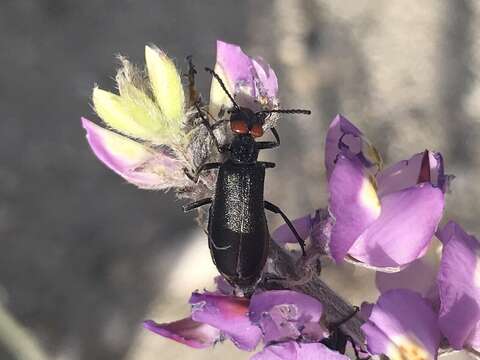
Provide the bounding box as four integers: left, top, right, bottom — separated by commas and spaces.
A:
193, 104, 229, 153
257, 127, 281, 150
184, 162, 221, 183
258, 161, 276, 169
183, 197, 212, 212
264, 200, 306, 255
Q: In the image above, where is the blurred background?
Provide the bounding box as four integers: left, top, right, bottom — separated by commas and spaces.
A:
0, 1, 479, 359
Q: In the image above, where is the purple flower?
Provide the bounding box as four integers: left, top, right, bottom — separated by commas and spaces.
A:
370, 221, 480, 356
437, 221, 480, 352
327, 115, 446, 268
271, 209, 333, 252
144, 289, 338, 357
81, 45, 191, 189
145, 291, 260, 351
272, 115, 446, 270
189, 292, 262, 350
209, 40, 279, 119
249, 290, 328, 344
325, 114, 382, 181
82, 118, 189, 189
361, 289, 441, 359
82, 40, 279, 189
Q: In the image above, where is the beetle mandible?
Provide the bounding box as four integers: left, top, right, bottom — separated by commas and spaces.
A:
183, 66, 311, 293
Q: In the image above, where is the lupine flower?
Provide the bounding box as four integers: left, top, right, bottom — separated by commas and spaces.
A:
361, 289, 441, 360
144, 289, 333, 358
367, 220, 480, 356
249, 290, 328, 344
82, 40, 279, 191
209, 41, 279, 121
144, 292, 259, 351
327, 115, 447, 268
437, 221, 480, 352
82, 46, 191, 190
273, 115, 447, 270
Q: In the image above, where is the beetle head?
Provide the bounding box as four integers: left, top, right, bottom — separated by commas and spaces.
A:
229, 107, 266, 138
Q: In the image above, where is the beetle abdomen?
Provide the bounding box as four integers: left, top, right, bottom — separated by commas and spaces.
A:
208, 162, 269, 287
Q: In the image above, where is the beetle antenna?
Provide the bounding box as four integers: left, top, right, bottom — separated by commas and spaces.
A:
257, 109, 311, 115
205, 67, 241, 110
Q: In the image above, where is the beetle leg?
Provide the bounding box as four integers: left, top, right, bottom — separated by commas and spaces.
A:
264, 201, 306, 256
193, 104, 227, 153
184, 162, 221, 183
262, 273, 287, 283
257, 127, 281, 150
258, 161, 276, 169
211, 118, 229, 130
346, 335, 370, 360
270, 127, 280, 144
183, 197, 212, 212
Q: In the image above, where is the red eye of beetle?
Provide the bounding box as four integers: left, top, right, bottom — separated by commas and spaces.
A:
250, 123, 264, 138
230, 120, 249, 134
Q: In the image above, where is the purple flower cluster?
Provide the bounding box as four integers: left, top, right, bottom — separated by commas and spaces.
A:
273, 115, 480, 358
81, 40, 480, 359
278, 114, 448, 270
360, 220, 480, 358
145, 284, 348, 359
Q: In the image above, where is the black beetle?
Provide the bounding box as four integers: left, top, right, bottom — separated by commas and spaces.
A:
183, 67, 311, 293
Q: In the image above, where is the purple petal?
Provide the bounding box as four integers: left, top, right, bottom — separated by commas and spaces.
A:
328, 156, 381, 262
376, 150, 447, 197
436, 220, 458, 246
437, 221, 480, 349
82, 118, 186, 189
189, 292, 261, 351
143, 317, 220, 349
271, 214, 313, 246
324, 114, 381, 180
361, 289, 441, 359
348, 183, 444, 267
249, 290, 326, 344
325, 114, 362, 179
252, 57, 278, 100
360, 302, 374, 321
214, 41, 278, 110
251, 341, 349, 360
272, 209, 332, 252
216, 40, 256, 97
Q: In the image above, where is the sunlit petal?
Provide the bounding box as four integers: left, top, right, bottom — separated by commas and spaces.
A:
362, 289, 441, 360
348, 184, 443, 267
189, 292, 261, 351
437, 221, 480, 349
143, 317, 220, 349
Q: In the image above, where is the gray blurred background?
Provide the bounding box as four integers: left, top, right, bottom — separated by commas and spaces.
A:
0, 1, 478, 359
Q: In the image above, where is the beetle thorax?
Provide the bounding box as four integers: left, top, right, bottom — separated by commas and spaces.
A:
230, 135, 258, 164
